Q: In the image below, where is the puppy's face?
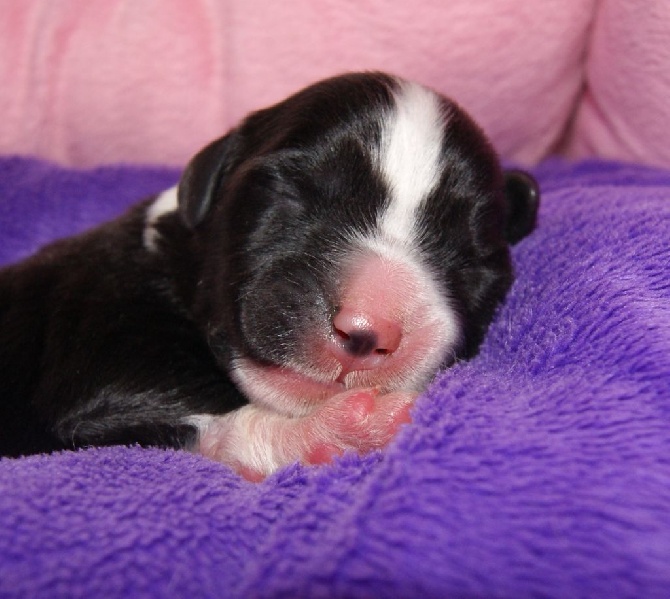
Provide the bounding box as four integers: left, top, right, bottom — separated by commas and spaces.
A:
173, 73, 538, 416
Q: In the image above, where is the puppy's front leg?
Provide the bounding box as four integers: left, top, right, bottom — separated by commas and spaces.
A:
195, 389, 416, 480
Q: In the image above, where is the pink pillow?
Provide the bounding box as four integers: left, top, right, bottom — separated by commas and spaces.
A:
0, 0, 593, 167
566, 0, 670, 168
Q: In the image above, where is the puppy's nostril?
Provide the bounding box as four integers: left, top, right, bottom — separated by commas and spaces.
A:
337, 330, 379, 357
332, 308, 402, 359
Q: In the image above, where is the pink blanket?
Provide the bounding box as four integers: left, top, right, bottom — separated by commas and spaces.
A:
0, 0, 670, 165
4, 0, 668, 169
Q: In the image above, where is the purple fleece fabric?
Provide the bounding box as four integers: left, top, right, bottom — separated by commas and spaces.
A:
0, 157, 669, 598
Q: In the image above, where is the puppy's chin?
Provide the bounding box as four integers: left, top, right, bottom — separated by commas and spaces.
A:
228, 357, 345, 417
226, 322, 460, 419
228, 332, 451, 419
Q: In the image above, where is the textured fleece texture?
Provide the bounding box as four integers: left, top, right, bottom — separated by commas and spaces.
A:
0, 0, 594, 167
1, 157, 669, 597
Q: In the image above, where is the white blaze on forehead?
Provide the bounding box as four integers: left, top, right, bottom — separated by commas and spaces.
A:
377, 81, 447, 245
144, 185, 179, 251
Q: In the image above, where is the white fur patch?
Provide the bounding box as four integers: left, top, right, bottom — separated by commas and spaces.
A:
187, 405, 291, 475
362, 81, 460, 379
183, 414, 215, 431
376, 81, 447, 247
144, 186, 178, 251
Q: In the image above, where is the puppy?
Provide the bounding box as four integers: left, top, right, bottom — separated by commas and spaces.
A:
0, 72, 539, 478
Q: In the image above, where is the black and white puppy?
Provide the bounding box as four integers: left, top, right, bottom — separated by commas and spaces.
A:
0, 72, 539, 478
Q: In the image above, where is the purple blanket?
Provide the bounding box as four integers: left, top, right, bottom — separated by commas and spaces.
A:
1, 157, 669, 597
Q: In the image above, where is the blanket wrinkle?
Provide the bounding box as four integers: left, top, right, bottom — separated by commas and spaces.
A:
1, 156, 669, 598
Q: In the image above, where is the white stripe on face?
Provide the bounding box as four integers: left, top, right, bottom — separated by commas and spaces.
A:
376, 81, 447, 247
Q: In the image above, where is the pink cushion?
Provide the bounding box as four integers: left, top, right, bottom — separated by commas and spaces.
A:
0, 0, 592, 167
565, 0, 670, 168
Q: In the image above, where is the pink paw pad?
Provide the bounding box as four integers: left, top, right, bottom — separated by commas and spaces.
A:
340, 389, 377, 428
305, 443, 344, 465
238, 466, 265, 483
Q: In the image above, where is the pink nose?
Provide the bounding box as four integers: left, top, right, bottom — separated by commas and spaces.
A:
330, 308, 402, 374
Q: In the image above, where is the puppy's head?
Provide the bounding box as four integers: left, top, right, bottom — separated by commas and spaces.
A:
174, 72, 539, 415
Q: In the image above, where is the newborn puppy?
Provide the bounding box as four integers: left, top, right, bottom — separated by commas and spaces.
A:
0, 72, 539, 478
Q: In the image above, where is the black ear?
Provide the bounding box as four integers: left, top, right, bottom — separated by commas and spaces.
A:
178, 132, 241, 229
503, 169, 540, 245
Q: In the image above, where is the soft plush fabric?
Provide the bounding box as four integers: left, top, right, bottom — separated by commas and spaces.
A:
0, 0, 594, 167
566, 0, 670, 168
0, 156, 669, 597
5, 2, 670, 169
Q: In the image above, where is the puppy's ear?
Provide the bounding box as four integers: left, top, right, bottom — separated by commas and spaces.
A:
178, 132, 241, 229
503, 169, 540, 245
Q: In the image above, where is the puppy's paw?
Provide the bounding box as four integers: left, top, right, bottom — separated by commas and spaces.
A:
195, 388, 416, 480
302, 388, 416, 465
